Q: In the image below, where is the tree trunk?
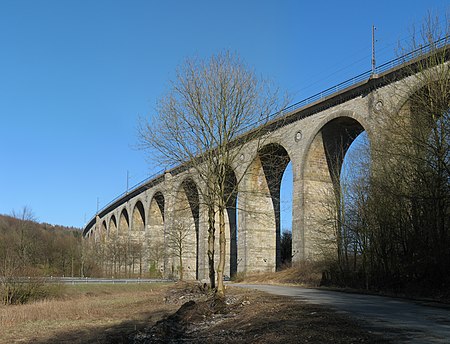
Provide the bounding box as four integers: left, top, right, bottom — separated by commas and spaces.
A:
216, 204, 226, 298
179, 253, 183, 281
208, 203, 216, 288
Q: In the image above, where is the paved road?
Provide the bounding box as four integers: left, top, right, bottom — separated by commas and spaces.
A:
235, 284, 450, 343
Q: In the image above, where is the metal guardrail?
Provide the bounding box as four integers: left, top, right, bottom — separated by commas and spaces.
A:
226, 36, 450, 138
85, 35, 449, 232
96, 168, 166, 216
1, 276, 172, 284
243, 35, 450, 131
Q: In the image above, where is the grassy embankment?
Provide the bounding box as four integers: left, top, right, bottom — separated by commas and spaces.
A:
0, 283, 176, 343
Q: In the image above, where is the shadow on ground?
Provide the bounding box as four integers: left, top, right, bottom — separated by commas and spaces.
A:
31, 309, 169, 344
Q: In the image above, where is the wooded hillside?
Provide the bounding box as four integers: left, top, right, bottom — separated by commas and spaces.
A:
0, 213, 83, 277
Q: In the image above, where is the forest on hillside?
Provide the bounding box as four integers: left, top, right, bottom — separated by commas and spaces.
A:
0, 210, 84, 278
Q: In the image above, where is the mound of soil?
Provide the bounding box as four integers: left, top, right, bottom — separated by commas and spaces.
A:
134, 282, 230, 343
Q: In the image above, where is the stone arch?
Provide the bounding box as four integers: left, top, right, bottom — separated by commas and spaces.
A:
393, 78, 450, 144
91, 226, 96, 241
128, 200, 145, 276
132, 200, 145, 232
147, 191, 165, 276
301, 110, 371, 169
148, 191, 165, 230
239, 142, 291, 273
172, 178, 199, 280
302, 115, 367, 259
389, 65, 450, 118
101, 220, 107, 242
107, 214, 119, 276
109, 215, 117, 236
118, 208, 129, 236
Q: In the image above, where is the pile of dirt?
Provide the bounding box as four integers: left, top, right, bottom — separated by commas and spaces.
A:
162, 281, 213, 305
134, 298, 224, 343
134, 282, 234, 343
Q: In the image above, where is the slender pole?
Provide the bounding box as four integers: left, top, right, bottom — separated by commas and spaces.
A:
126, 170, 129, 193
372, 25, 376, 75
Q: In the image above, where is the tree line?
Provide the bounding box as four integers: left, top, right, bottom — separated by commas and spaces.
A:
0, 209, 84, 279
322, 19, 450, 297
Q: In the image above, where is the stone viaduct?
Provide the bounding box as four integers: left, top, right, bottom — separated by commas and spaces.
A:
83, 43, 449, 281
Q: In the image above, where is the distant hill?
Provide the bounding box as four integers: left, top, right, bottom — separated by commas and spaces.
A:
0, 214, 83, 277
0, 214, 82, 233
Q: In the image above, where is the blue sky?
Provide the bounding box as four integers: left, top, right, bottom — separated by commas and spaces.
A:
0, 0, 448, 228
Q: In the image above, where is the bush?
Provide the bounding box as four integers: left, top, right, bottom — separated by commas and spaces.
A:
0, 277, 66, 305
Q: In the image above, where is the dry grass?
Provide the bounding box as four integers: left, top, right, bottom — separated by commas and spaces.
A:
233, 262, 324, 286
0, 283, 176, 343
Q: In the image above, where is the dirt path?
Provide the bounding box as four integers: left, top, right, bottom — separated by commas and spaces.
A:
235, 284, 450, 343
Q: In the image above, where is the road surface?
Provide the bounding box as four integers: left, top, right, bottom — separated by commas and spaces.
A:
235, 284, 450, 343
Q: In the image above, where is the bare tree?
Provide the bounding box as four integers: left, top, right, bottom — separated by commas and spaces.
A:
280, 229, 292, 267
139, 51, 285, 296
11, 206, 37, 266
105, 232, 120, 277
166, 220, 194, 281
147, 238, 165, 278
372, 17, 450, 291
321, 14, 450, 293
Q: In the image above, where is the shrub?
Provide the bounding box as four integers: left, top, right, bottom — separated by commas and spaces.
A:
0, 277, 65, 305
